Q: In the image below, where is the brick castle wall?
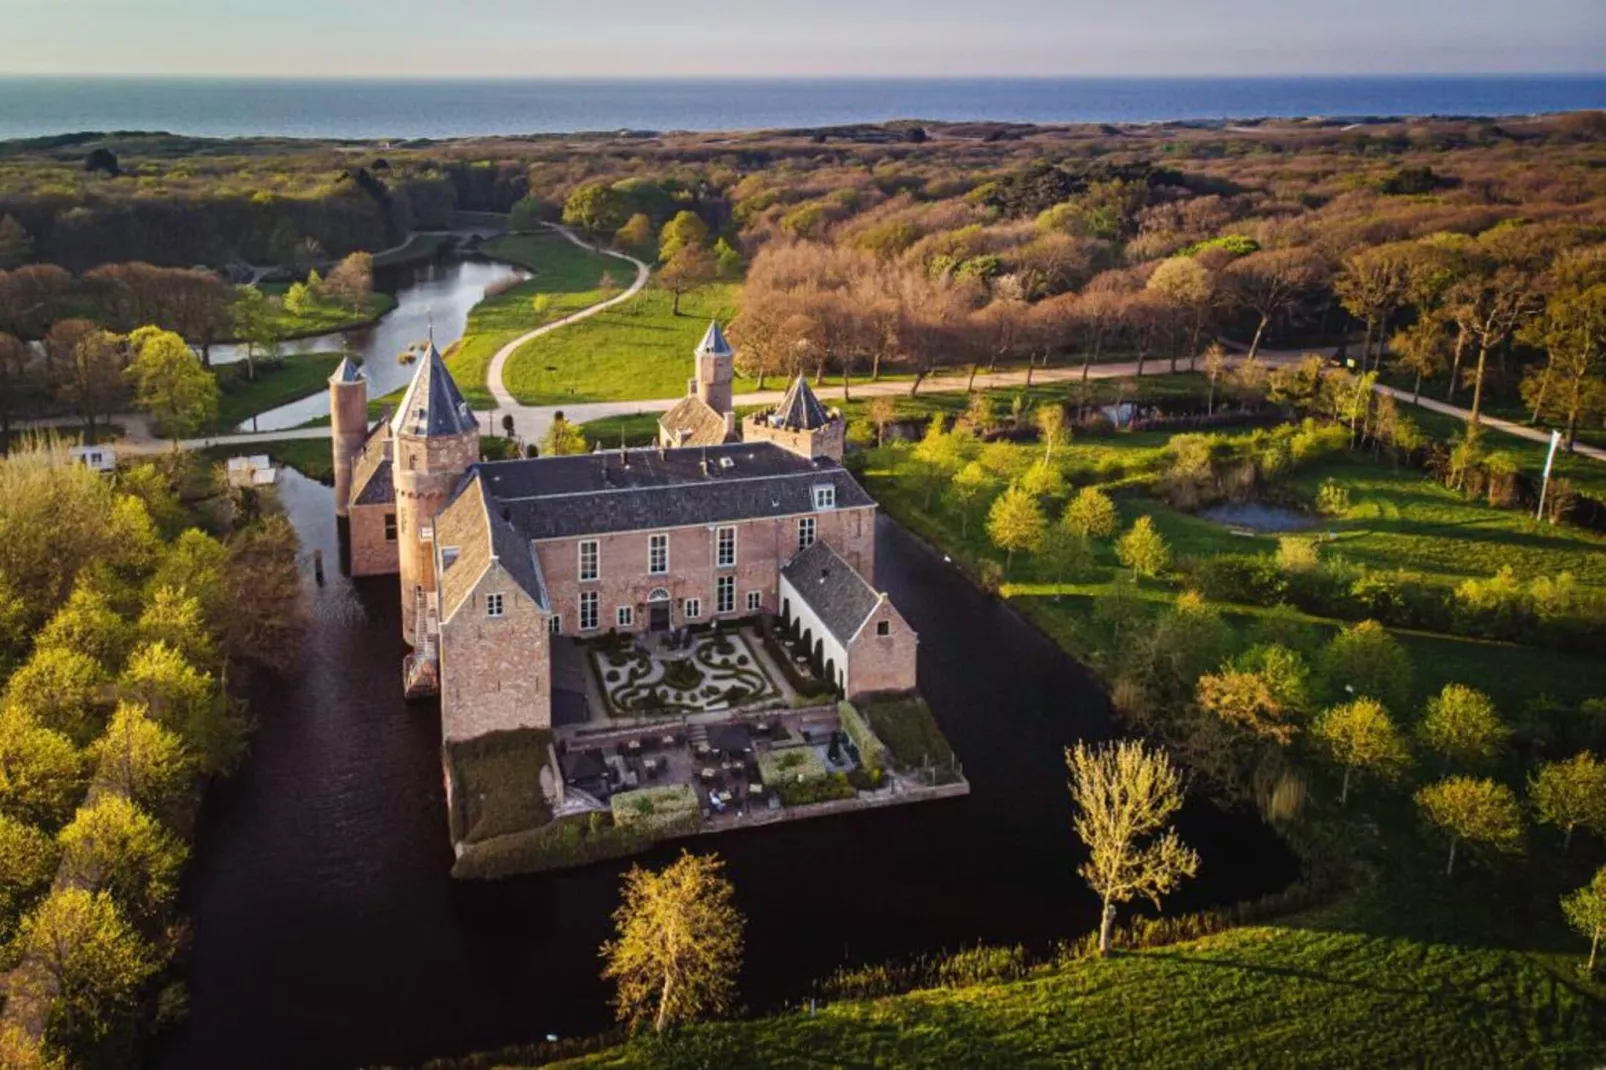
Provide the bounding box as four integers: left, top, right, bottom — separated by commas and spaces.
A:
347, 502, 398, 577
440, 562, 552, 741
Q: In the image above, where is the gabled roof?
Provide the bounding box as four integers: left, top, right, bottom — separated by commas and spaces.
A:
781, 539, 882, 645
350, 421, 394, 506
435, 473, 549, 622
697, 321, 733, 358
390, 341, 477, 438
772, 375, 832, 431
329, 356, 364, 385
658, 395, 733, 449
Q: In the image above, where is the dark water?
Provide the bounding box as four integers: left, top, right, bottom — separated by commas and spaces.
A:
158, 472, 1295, 1069
4, 76, 1604, 141
212, 256, 525, 432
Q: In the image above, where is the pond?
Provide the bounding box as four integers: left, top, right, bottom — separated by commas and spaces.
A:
156, 472, 1298, 1069
211, 254, 526, 432
1201, 500, 1320, 533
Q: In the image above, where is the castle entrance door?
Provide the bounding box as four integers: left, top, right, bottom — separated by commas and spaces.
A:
648, 589, 671, 631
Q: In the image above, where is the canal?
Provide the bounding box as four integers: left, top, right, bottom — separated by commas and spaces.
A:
156, 472, 1297, 1069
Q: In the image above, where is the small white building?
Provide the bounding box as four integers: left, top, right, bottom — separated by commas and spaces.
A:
226, 454, 277, 487
69, 444, 116, 473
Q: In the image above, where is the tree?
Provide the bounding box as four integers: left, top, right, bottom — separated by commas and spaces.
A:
58, 794, 186, 924
1227, 247, 1327, 359
912, 414, 963, 507
1066, 739, 1200, 955
1563, 866, 1606, 976
3, 647, 108, 745
713, 237, 743, 279
1531, 752, 1606, 851
1063, 486, 1119, 540
0, 812, 58, 936
1202, 342, 1229, 415
1039, 524, 1093, 590
1197, 669, 1296, 745
1335, 243, 1412, 371
52, 328, 125, 441
1448, 252, 1542, 426
946, 461, 995, 538
508, 195, 550, 232
1020, 461, 1067, 500
1415, 776, 1524, 877
125, 327, 218, 444
6, 888, 157, 1059
1317, 619, 1412, 714
119, 641, 233, 772
1312, 697, 1410, 804
135, 586, 216, 668
1390, 318, 1448, 404
867, 396, 896, 448
1147, 255, 1217, 370
600, 851, 744, 1034
1417, 684, 1508, 772
986, 483, 1047, 577
563, 181, 633, 241
230, 286, 279, 382
658, 246, 717, 316
0, 711, 86, 829
615, 212, 654, 252
658, 210, 710, 263
1035, 402, 1067, 463
0, 213, 33, 269
324, 251, 374, 311
37, 579, 132, 673
1528, 281, 1605, 450
90, 701, 189, 818
542, 412, 588, 457
0, 330, 35, 438
1116, 515, 1170, 578
218, 513, 307, 676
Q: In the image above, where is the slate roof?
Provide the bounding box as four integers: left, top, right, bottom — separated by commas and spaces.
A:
470, 442, 873, 541
658, 395, 733, 448
329, 356, 364, 385
782, 539, 882, 645
770, 375, 832, 431
350, 421, 394, 506
697, 320, 733, 358
435, 473, 550, 621
390, 341, 477, 438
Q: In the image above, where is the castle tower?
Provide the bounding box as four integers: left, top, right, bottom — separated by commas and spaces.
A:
329, 357, 368, 517
392, 337, 480, 643
692, 321, 735, 416
741, 374, 845, 462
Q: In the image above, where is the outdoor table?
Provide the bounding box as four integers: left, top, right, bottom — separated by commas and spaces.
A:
643, 757, 658, 773
695, 742, 712, 757
626, 739, 642, 753
661, 735, 676, 749
700, 767, 716, 781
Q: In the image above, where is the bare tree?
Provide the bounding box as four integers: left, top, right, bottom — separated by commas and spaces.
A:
1226, 247, 1328, 359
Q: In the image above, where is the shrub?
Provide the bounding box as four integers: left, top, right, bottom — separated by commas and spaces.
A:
1276, 536, 1320, 575
838, 701, 891, 773
776, 772, 856, 806
605, 669, 620, 684
662, 659, 704, 692
1314, 479, 1351, 517
1187, 554, 1285, 606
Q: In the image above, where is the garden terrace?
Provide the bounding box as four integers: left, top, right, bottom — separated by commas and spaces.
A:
586, 628, 782, 718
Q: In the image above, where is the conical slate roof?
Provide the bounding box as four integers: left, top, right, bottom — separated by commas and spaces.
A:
328, 356, 364, 385
390, 340, 476, 438
696, 321, 734, 358
773, 375, 831, 431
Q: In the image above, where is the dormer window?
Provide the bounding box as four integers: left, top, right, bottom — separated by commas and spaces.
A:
442, 546, 460, 569
813, 484, 836, 510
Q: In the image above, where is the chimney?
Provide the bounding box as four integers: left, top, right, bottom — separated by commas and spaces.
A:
724, 412, 736, 438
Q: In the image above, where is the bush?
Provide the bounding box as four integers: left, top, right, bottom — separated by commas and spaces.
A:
451, 811, 657, 879
776, 772, 856, 806
1186, 554, 1285, 606
838, 701, 891, 773
662, 659, 704, 692
1315, 479, 1351, 517
605, 668, 620, 684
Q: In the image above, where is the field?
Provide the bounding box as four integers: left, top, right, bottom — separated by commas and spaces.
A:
501, 283, 742, 406
256, 283, 396, 340
210, 351, 344, 432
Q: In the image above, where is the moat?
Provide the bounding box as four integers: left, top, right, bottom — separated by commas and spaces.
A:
156, 471, 1297, 1070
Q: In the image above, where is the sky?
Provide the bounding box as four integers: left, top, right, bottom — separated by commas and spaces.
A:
3, 0, 1603, 78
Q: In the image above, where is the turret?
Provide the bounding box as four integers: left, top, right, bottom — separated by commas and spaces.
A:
329, 356, 368, 517
693, 321, 735, 416
391, 338, 480, 643
741, 374, 845, 462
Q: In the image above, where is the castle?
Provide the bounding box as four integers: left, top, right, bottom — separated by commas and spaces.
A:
329, 323, 918, 762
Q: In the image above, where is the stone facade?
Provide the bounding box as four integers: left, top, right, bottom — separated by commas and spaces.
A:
534, 504, 877, 637
329, 359, 369, 518
438, 560, 553, 741
348, 502, 399, 577
741, 412, 845, 463
844, 596, 919, 697
395, 429, 480, 640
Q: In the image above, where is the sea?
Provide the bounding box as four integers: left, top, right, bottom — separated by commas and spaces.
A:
0, 75, 1603, 141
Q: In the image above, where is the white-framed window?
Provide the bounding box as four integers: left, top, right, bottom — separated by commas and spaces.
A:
549, 615, 562, 634
746, 591, 762, 612
814, 484, 837, 510
798, 516, 817, 551
579, 591, 599, 631
716, 576, 735, 614
648, 533, 669, 575
579, 539, 599, 582
485, 593, 505, 618
876, 620, 891, 637
683, 597, 701, 621
716, 526, 736, 568
617, 605, 634, 628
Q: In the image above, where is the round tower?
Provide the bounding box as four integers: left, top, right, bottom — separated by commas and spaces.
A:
329, 357, 368, 517
694, 320, 735, 415
392, 341, 480, 643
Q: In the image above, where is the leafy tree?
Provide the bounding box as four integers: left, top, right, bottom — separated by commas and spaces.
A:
1312, 698, 1410, 804
1039, 524, 1094, 590
659, 211, 710, 263
1066, 739, 1200, 955
867, 396, 896, 448
1417, 684, 1508, 772
658, 246, 717, 316
0, 1020, 63, 1070
218, 513, 307, 676
1415, 776, 1524, 877
134, 586, 216, 668
125, 326, 218, 444
1531, 752, 1606, 851
713, 237, 743, 279
1227, 247, 1328, 359
542, 412, 589, 457
36, 580, 132, 673
90, 702, 189, 820
507, 194, 552, 232
1390, 318, 1448, 403
0, 711, 86, 829
0, 813, 58, 939
324, 251, 374, 311
1202, 342, 1229, 414
945, 461, 995, 538
1035, 402, 1067, 463
58, 794, 187, 924
0, 213, 33, 268
54, 328, 125, 440
6, 888, 157, 1060
0, 330, 36, 438
912, 414, 963, 507
564, 180, 633, 240
1527, 279, 1605, 450
1115, 515, 1171, 578
1020, 461, 1067, 500
3, 647, 108, 744
119, 642, 234, 773
986, 483, 1047, 577
1197, 668, 1296, 745
600, 851, 745, 1034
615, 212, 655, 251
1563, 866, 1606, 976
1318, 619, 1412, 714
1063, 486, 1119, 540
229, 286, 279, 382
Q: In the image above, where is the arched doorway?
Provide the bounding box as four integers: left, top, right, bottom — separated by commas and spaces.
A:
648, 588, 671, 632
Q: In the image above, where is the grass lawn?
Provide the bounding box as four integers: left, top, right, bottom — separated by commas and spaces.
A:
580, 412, 664, 450
211, 351, 344, 432
445, 729, 554, 845
256, 283, 396, 340
1400, 400, 1606, 502
502, 284, 742, 406
442, 231, 622, 407
860, 696, 955, 769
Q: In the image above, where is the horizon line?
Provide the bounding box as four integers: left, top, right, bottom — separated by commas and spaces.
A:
1, 71, 1604, 83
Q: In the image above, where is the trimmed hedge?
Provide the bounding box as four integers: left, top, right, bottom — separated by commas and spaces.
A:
838, 701, 890, 773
